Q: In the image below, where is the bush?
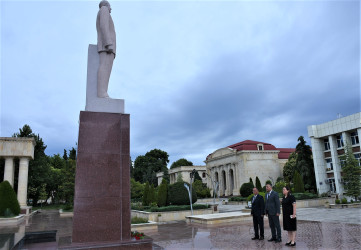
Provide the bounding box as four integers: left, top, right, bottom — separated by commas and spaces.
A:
0, 181, 21, 216
193, 180, 211, 199
142, 182, 150, 206
274, 181, 286, 194
247, 192, 265, 201
255, 177, 262, 191
265, 180, 272, 185
168, 182, 197, 205
157, 179, 168, 207
335, 199, 340, 204
148, 184, 156, 205
149, 204, 208, 212
293, 171, 305, 193
131, 216, 148, 224
320, 192, 329, 197
292, 193, 318, 200
341, 198, 347, 204
229, 196, 247, 202
240, 182, 254, 197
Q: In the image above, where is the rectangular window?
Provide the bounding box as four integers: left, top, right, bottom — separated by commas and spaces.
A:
336, 135, 344, 148
324, 139, 330, 151
351, 131, 359, 145
325, 158, 333, 170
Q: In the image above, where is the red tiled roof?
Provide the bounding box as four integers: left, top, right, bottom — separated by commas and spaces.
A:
228, 140, 277, 151
277, 148, 296, 159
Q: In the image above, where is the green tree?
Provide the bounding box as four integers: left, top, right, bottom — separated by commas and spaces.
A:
63, 150, 68, 161
131, 178, 144, 200
157, 179, 168, 207
170, 158, 193, 169
283, 152, 297, 183
133, 149, 169, 186
249, 177, 254, 186
295, 136, 316, 192
148, 184, 156, 205
293, 171, 305, 193
193, 179, 211, 198
194, 171, 202, 181
58, 158, 76, 205
240, 182, 254, 197
176, 173, 184, 182
69, 147, 77, 160
255, 176, 262, 191
163, 168, 170, 184
340, 145, 361, 201
142, 182, 150, 206
168, 182, 197, 205
0, 181, 20, 216
38, 184, 47, 207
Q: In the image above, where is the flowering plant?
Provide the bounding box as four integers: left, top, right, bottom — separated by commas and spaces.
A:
131, 231, 145, 240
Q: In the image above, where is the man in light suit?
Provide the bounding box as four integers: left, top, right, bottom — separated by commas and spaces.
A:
96, 0, 116, 98
251, 187, 265, 240
265, 183, 282, 242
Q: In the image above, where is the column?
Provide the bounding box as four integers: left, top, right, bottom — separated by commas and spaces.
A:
4, 157, 15, 187
329, 135, 344, 195
357, 128, 361, 152
342, 132, 351, 147
225, 165, 231, 196
17, 157, 30, 207
310, 138, 328, 194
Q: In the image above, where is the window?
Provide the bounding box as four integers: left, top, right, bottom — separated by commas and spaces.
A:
351, 131, 359, 145
257, 144, 263, 151
325, 158, 333, 170
336, 135, 344, 148
354, 153, 361, 166
324, 138, 330, 151
202, 172, 206, 178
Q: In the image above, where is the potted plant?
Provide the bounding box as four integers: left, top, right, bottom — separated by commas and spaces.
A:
324, 201, 330, 208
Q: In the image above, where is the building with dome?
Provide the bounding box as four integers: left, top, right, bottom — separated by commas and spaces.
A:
205, 140, 295, 196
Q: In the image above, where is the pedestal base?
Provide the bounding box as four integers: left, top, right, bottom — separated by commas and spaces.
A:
60, 238, 153, 250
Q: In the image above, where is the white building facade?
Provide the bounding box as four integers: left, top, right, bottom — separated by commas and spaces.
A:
205, 140, 294, 197
308, 112, 361, 196
156, 165, 207, 185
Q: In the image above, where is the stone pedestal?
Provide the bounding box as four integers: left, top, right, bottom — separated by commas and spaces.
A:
69, 111, 152, 249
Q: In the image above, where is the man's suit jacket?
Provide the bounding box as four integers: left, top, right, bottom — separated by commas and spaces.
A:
265, 190, 281, 215
96, 6, 116, 55
251, 194, 265, 216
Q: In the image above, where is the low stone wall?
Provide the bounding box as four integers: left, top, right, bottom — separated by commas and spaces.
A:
59, 209, 74, 217
131, 221, 158, 231
226, 201, 248, 205
296, 197, 335, 208
329, 203, 361, 209
0, 215, 24, 226
196, 198, 227, 204
131, 208, 215, 222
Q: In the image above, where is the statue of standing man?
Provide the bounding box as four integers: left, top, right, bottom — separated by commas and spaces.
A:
96, 0, 116, 98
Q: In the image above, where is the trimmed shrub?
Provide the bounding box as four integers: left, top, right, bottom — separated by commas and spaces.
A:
341, 198, 347, 204
274, 181, 286, 194
229, 196, 248, 202
148, 184, 156, 205
265, 180, 272, 185
157, 179, 168, 207
249, 177, 254, 187
335, 199, 340, 204
149, 204, 208, 212
255, 176, 262, 192
292, 193, 318, 200
247, 192, 265, 201
0, 181, 21, 216
142, 182, 150, 206
168, 182, 197, 205
131, 216, 148, 224
193, 180, 211, 199
240, 182, 254, 197
293, 171, 305, 193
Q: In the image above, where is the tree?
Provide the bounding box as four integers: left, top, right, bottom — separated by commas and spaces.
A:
133, 149, 169, 186
340, 145, 361, 200
69, 147, 77, 160
142, 182, 150, 206
157, 179, 168, 207
170, 158, 193, 169
293, 171, 305, 193
194, 171, 202, 181
255, 176, 262, 191
148, 184, 156, 205
295, 136, 316, 192
168, 182, 197, 205
249, 177, 254, 187
0, 181, 20, 216
193, 179, 211, 198
176, 173, 184, 182
163, 168, 170, 184
131, 178, 144, 200
283, 152, 297, 183
63, 150, 68, 161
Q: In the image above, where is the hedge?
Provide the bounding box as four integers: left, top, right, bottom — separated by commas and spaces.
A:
0, 181, 20, 216
229, 196, 248, 202
240, 182, 254, 197
168, 181, 197, 205
149, 204, 208, 212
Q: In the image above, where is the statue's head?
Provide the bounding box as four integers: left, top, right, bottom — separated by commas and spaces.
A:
99, 0, 111, 13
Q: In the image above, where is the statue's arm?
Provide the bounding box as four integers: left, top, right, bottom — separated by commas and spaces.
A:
99, 6, 113, 49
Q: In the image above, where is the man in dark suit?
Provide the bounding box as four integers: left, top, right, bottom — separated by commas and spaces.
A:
251, 187, 265, 240
265, 183, 282, 242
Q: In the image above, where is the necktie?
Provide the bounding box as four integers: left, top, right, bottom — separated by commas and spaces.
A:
252, 195, 256, 203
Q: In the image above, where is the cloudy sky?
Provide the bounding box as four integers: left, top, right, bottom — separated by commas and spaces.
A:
1, 0, 360, 166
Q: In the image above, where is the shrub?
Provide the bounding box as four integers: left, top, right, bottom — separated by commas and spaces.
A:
341, 198, 347, 204
149, 204, 208, 212
293, 171, 305, 193
274, 181, 286, 194
335, 199, 340, 204
157, 179, 168, 207
193, 180, 211, 199
247, 192, 265, 201
240, 182, 254, 197
142, 182, 150, 206
265, 180, 272, 185
131, 216, 148, 224
229, 196, 247, 202
148, 184, 156, 205
0, 181, 20, 216
292, 193, 318, 200
168, 182, 197, 205
255, 176, 262, 192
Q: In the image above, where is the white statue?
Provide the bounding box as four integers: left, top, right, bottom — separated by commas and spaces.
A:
96, 0, 116, 98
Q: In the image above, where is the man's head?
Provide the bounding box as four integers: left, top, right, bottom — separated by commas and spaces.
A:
266, 183, 272, 192
252, 187, 259, 195
99, 0, 111, 13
